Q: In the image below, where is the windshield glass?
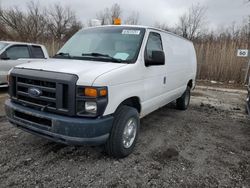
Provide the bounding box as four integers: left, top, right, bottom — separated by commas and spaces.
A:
57, 26, 146, 63
0, 42, 8, 51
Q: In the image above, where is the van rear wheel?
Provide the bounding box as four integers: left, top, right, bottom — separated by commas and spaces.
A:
176, 86, 191, 110
105, 105, 140, 158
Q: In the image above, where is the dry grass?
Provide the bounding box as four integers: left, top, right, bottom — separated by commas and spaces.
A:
43, 41, 62, 57
195, 39, 249, 84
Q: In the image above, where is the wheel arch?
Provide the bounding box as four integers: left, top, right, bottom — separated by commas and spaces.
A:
116, 96, 141, 114
187, 79, 194, 89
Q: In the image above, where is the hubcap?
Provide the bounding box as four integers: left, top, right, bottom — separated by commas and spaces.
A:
122, 118, 137, 149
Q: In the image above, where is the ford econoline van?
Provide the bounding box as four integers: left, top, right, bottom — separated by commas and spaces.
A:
5, 25, 197, 158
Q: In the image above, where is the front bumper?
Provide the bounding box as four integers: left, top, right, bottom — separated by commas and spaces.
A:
5, 99, 114, 145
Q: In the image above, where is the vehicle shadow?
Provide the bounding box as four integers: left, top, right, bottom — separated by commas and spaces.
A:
0, 87, 8, 94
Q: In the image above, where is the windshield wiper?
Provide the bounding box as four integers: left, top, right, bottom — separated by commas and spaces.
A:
82, 52, 122, 63
54, 52, 71, 58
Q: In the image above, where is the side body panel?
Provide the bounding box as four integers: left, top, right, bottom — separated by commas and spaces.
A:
0, 59, 30, 84
161, 33, 197, 102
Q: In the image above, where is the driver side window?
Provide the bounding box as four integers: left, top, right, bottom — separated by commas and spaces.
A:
5, 45, 30, 60
145, 32, 163, 60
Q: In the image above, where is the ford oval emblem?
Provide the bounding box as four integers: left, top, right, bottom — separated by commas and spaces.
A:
28, 87, 42, 98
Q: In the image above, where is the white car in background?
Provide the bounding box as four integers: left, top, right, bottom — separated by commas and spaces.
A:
0, 41, 49, 87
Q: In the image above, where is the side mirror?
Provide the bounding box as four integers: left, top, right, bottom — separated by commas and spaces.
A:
0, 52, 10, 60
145, 50, 165, 66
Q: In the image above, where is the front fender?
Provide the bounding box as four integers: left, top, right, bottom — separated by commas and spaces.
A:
103, 80, 144, 116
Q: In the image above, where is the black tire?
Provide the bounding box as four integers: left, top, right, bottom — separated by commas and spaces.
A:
105, 105, 140, 158
176, 86, 191, 110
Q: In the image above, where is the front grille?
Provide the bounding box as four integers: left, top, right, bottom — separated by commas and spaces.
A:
9, 69, 78, 116
16, 77, 57, 109
15, 111, 52, 127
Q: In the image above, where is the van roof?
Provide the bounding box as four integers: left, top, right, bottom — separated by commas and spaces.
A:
0, 41, 43, 46
85, 25, 192, 43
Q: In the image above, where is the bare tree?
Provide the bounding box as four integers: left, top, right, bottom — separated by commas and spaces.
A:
96, 3, 122, 25
110, 3, 122, 22
177, 4, 207, 40
96, 8, 110, 25
0, 7, 8, 40
0, 6, 29, 40
95, 4, 142, 26
242, 15, 250, 49
0, 2, 48, 41
248, 15, 250, 49
154, 22, 177, 33
125, 11, 140, 25
26, 1, 47, 42
47, 4, 82, 43
0, 0, 82, 46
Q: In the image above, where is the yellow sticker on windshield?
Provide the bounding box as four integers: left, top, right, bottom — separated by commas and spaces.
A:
122, 30, 140, 35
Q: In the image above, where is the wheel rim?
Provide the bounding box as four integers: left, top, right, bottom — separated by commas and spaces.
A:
122, 118, 137, 149
185, 90, 190, 106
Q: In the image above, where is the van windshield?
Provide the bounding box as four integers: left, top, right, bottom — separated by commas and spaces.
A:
56, 27, 146, 63
0, 42, 8, 51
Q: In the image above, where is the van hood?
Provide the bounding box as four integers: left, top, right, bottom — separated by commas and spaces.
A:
15, 58, 127, 86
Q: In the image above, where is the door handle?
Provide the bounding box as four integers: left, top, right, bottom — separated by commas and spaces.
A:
163, 76, 166, 84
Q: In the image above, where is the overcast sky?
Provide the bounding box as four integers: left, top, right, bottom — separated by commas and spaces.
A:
0, 0, 249, 30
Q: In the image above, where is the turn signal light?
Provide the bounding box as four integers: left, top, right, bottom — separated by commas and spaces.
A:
85, 87, 98, 97
100, 89, 107, 96
79, 87, 108, 97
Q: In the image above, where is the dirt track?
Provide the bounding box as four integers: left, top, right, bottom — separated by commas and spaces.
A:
0, 87, 250, 187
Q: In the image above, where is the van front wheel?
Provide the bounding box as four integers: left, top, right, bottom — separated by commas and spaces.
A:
176, 86, 191, 110
105, 106, 140, 158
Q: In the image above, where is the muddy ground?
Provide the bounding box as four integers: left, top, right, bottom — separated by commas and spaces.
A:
0, 86, 250, 187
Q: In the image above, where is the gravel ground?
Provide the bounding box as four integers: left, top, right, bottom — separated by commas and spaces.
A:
0, 87, 250, 187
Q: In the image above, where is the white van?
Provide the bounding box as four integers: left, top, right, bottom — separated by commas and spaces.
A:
5, 25, 197, 158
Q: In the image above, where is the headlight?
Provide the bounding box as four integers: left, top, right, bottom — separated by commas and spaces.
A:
76, 86, 108, 117
85, 101, 97, 114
